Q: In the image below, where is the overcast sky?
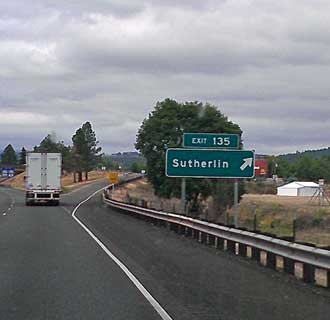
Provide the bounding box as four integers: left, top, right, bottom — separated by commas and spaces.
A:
1, 0, 329, 155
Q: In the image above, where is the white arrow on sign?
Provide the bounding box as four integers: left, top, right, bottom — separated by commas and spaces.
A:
240, 158, 253, 171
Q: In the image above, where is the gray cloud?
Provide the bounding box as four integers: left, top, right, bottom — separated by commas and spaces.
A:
1, 0, 330, 155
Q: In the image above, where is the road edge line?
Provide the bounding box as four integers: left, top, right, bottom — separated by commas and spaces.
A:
71, 186, 173, 320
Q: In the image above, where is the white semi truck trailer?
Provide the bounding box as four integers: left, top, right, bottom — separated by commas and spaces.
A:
25, 152, 62, 205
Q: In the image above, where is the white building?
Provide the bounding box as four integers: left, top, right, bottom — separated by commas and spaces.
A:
277, 182, 319, 197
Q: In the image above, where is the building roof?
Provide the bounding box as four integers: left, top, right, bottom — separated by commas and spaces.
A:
278, 181, 319, 189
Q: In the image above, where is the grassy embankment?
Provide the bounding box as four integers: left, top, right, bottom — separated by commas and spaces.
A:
236, 194, 330, 247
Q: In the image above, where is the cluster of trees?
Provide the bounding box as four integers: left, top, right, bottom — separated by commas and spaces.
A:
136, 98, 243, 216
1, 122, 102, 183
98, 155, 146, 172
98, 155, 121, 171
33, 122, 102, 182
0, 145, 26, 167
130, 161, 146, 173
268, 155, 330, 181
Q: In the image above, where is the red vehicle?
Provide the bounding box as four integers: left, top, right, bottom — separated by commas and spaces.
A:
255, 159, 268, 177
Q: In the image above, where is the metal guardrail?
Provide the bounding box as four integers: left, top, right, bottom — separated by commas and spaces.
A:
118, 173, 144, 185
103, 183, 330, 287
103, 194, 330, 269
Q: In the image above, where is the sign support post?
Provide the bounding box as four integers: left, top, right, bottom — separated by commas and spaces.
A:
233, 179, 239, 228
181, 178, 186, 215
108, 172, 119, 196
181, 138, 186, 216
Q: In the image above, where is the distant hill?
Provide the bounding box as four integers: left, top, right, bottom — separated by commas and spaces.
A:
279, 147, 330, 162
109, 152, 146, 169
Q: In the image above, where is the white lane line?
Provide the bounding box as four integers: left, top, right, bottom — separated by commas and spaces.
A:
61, 206, 71, 215
71, 186, 173, 320
3, 212, 6, 216
7, 207, 11, 211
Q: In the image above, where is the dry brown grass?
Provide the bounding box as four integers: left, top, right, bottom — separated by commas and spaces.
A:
297, 229, 330, 247
113, 178, 184, 213
2, 172, 26, 190
240, 193, 328, 208
238, 194, 330, 219
1, 170, 108, 191
234, 194, 330, 246
62, 171, 108, 190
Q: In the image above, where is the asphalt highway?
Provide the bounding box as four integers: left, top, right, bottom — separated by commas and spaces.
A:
0, 181, 329, 320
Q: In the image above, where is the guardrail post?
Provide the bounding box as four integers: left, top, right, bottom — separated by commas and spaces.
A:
246, 246, 253, 259
259, 250, 275, 269
198, 231, 202, 243
314, 268, 330, 288
223, 239, 228, 251
294, 262, 314, 283
214, 237, 218, 249
235, 243, 239, 255
275, 256, 284, 272
294, 262, 304, 280
260, 251, 268, 267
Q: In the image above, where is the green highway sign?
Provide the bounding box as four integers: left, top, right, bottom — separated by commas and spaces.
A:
166, 148, 255, 178
183, 133, 239, 149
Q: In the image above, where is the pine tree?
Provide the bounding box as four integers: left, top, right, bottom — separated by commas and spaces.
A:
72, 128, 86, 182
72, 122, 102, 181
34, 134, 58, 152
81, 122, 102, 180
1, 144, 17, 166
19, 147, 27, 166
